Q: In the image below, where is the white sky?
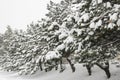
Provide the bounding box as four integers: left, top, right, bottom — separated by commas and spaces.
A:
0, 0, 60, 33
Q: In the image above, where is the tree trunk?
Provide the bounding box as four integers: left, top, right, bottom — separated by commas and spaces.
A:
66, 58, 75, 72
86, 64, 92, 75
104, 68, 111, 78
59, 59, 65, 72
55, 60, 58, 70
96, 61, 111, 78
39, 61, 43, 71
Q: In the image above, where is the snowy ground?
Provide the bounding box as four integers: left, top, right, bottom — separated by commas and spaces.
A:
0, 63, 120, 80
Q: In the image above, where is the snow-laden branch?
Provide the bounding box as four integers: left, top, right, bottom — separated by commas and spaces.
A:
102, 39, 120, 47
81, 10, 111, 27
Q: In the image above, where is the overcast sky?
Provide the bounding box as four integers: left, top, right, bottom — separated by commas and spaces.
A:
0, 0, 60, 33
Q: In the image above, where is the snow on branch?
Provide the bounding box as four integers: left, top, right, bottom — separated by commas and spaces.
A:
102, 39, 120, 47
45, 51, 62, 61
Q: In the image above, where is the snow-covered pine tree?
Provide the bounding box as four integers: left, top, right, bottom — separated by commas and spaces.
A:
44, 0, 120, 78
0, 26, 15, 71
66, 0, 120, 78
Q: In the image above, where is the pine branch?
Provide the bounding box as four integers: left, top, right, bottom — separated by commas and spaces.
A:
102, 39, 120, 47
81, 10, 111, 27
